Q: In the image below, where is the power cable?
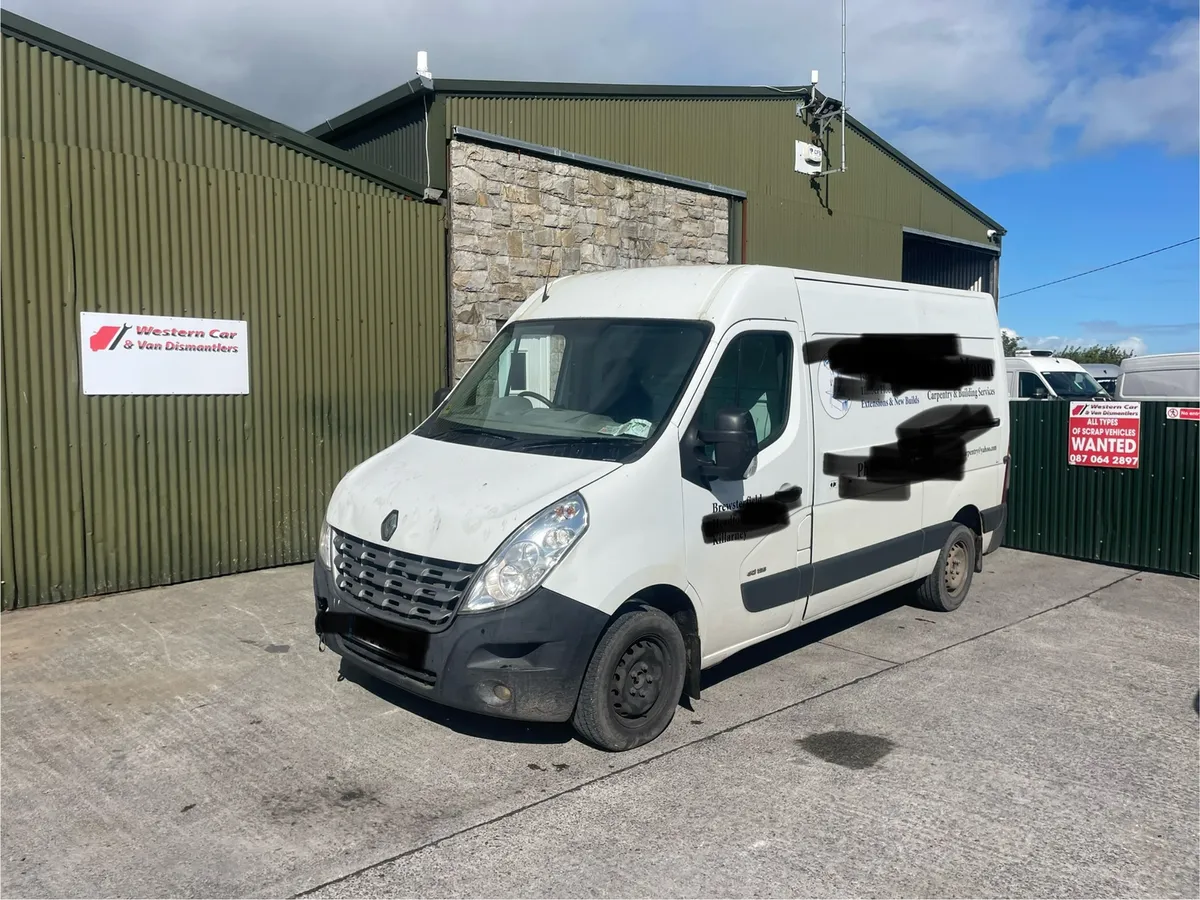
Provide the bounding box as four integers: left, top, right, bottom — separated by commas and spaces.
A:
1001, 237, 1199, 298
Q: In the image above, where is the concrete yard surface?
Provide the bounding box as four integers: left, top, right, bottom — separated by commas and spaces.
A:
1, 549, 1197, 899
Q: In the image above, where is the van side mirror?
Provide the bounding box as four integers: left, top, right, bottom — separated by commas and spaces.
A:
698, 408, 759, 481
1032, 386, 1048, 400
432, 386, 451, 408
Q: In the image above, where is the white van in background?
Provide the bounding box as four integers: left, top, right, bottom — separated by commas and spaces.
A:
315, 265, 1010, 750
1006, 350, 1110, 400
1116, 352, 1200, 402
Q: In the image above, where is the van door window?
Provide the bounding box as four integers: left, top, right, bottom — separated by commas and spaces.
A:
1018, 372, 1049, 399
695, 332, 792, 449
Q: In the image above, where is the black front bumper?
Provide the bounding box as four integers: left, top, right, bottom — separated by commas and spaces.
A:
313, 563, 609, 723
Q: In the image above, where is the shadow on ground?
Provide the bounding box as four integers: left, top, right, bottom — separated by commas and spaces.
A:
701, 585, 911, 690
338, 584, 916, 745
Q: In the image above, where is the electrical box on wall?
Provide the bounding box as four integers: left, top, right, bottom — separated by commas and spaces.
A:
795, 140, 823, 175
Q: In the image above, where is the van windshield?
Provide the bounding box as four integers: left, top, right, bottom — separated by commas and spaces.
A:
1043, 370, 1107, 399
417, 318, 712, 462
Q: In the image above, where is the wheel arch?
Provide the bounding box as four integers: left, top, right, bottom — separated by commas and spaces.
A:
613, 584, 702, 703
952, 504, 985, 573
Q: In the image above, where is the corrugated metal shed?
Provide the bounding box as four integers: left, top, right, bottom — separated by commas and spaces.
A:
1, 13, 448, 607
312, 79, 1005, 287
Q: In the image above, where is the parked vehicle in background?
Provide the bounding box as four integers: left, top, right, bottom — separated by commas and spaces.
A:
1081, 363, 1120, 396
1006, 350, 1109, 400
1115, 352, 1200, 402
314, 265, 1010, 751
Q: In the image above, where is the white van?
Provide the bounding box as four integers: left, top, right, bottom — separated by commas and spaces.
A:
1116, 352, 1200, 401
315, 265, 1010, 750
1006, 351, 1109, 400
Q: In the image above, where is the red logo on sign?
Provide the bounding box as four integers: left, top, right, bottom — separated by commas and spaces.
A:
88, 324, 129, 351
1167, 407, 1200, 421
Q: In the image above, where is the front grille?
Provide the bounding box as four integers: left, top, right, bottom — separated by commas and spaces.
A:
332, 530, 478, 630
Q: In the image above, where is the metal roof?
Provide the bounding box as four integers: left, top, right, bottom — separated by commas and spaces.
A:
1, 10, 430, 200
307, 77, 1005, 235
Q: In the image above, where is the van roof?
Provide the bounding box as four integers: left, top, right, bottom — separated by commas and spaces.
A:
1081, 363, 1121, 377
509, 264, 994, 326
1119, 352, 1200, 372
1005, 355, 1086, 373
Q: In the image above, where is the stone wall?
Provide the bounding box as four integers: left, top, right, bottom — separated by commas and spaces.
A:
448, 140, 730, 378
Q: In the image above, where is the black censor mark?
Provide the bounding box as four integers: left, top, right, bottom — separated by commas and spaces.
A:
806, 334, 1000, 500
823, 404, 1000, 498
803, 333, 994, 400
701, 485, 803, 545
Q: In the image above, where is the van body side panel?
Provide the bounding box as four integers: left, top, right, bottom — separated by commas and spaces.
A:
796, 281, 1007, 621
919, 333, 1008, 566
797, 280, 923, 619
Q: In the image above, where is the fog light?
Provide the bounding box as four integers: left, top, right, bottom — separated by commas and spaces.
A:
476, 680, 514, 707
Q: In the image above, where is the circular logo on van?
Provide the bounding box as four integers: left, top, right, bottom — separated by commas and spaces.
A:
818, 360, 850, 419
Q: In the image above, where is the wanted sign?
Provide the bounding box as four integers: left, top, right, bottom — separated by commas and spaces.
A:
1068, 401, 1140, 469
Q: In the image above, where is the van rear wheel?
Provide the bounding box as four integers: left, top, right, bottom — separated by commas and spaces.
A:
915, 524, 976, 612
572, 604, 687, 752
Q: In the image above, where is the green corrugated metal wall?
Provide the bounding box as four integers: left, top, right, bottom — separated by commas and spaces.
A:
434, 96, 992, 277
331, 99, 431, 188
1, 35, 447, 608
1007, 401, 1199, 577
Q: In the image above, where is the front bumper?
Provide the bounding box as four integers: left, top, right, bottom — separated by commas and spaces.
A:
313, 563, 609, 722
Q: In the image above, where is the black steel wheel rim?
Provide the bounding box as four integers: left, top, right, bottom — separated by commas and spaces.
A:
609, 634, 668, 723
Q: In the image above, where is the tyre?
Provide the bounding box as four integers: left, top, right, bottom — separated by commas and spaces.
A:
914, 523, 976, 612
572, 604, 687, 752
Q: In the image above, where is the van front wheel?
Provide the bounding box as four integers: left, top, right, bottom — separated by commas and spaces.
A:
572, 604, 687, 751
915, 524, 977, 612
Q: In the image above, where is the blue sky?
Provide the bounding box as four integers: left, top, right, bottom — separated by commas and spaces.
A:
10, 0, 1200, 354
955, 149, 1199, 354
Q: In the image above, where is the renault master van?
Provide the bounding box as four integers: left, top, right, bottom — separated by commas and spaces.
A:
1006, 351, 1108, 400
315, 265, 1010, 751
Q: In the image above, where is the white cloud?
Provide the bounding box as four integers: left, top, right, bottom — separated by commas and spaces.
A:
1115, 336, 1149, 356
5, 0, 1197, 177
1005, 330, 1151, 356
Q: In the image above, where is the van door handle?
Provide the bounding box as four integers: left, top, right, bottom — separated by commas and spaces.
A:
776, 484, 802, 504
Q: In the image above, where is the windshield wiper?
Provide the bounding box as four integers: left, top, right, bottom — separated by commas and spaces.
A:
433, 422, 522, 445
505, 434, 644, 452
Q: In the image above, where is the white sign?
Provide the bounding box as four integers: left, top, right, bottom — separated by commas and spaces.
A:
794, 140, 824, 176
1070, 401, 1141, 419
1166, 406, 1200, 421
80, 312, 249, 396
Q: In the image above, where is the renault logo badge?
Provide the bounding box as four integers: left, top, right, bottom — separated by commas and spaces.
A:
381, 509, 399, 542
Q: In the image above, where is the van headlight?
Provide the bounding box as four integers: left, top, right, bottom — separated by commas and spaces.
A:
462, 493, 589, 614
318, 520, 334, 569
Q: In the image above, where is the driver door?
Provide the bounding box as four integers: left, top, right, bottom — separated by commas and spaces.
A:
678, 320, 813, 660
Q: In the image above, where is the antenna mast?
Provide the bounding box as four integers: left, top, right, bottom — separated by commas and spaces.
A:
839, 0, 846, 174
800, 0, 848, 177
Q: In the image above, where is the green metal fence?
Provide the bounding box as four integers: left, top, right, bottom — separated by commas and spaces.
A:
1007, 400, 1199, 577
